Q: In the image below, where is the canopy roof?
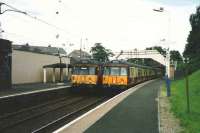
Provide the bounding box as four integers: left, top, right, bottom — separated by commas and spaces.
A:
43, 63, 71, 68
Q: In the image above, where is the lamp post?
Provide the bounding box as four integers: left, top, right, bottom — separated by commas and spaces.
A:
153, 7, 171, 79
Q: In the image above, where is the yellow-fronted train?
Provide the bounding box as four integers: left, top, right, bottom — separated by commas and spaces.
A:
71, 60, 102, 90
102, 60, 163, 90
71, 59, 163, 91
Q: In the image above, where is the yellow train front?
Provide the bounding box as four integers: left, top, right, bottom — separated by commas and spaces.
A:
102, 61, 129, 90
71, 61, 101, 90
102, 60, 161, 90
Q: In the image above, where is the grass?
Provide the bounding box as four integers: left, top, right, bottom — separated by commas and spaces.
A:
169, 70, 200, 133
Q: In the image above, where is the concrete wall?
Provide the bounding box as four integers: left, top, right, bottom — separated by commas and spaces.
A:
12, 50, 70, 84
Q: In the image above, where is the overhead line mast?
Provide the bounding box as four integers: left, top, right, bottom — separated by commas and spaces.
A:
0, 2, 70, 35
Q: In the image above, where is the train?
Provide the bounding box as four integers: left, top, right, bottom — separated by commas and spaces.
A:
71, 60, 163, 90
71, 60, 102, 88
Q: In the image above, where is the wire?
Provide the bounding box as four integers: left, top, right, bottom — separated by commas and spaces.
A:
24, 13, 70, 34
0, 1, 83, 47
2, 2, 22, 12
1, 2, 71, 35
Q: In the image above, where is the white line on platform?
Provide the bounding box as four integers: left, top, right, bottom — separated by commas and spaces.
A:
54, 80, 156, 133
0, 85, 70, 99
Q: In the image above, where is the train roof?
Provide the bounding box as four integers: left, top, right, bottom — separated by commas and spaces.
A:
103, 60, 156, 69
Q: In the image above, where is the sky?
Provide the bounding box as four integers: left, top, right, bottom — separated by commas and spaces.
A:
0, 0, 199, 54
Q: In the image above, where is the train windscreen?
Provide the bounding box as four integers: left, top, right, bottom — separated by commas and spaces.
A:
104, 67, 127, 76
73, 66, 96, 75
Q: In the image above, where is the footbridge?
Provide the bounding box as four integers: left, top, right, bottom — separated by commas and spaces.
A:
114, 49, 171, 78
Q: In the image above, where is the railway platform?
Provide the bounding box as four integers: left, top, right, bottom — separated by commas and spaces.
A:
85, 80, 162, 133
55, 80, 163, 133
0, 82, 71, 99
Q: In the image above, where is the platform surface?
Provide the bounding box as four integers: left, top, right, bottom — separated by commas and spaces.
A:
85, 80, 162, 133
0, 82, 71, 98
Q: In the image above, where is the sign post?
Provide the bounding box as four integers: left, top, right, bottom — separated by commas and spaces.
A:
184, 58, 190, 113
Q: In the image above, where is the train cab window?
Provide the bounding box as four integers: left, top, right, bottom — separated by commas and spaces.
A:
79, 67, 88, 75
89, 67, 96, 75
121, 67, 127, 76
103, 67, 110, 75
72, 67, 79, 74
110, 67, 120, 75
72, 66, 97, 75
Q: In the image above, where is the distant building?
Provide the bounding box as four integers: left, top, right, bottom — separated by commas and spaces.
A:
12, 44, 66, 56
12, 44, 70, 84
68, 50, 91, 64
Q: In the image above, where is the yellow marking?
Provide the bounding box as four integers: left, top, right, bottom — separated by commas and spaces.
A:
103, 76, 128, 85
71, 75, 97, 85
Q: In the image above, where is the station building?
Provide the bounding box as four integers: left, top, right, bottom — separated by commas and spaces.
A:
12, 44, 70, 84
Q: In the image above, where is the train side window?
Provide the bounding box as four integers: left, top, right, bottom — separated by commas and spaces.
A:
135, 68, 137, 77
129, 67, 133, 77
132, 68, 135, 77
121, 67, 127, 76
130, 67, 133, 77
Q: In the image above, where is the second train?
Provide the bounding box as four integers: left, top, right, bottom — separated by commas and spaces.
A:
71, 60, 163, 90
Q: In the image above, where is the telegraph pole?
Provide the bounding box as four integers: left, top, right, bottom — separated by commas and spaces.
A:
0, 3, 3, 38
0, 2, 27, 38
80, 38, 82, 59
0, 2, 26, 15
184, 58, 190, 113
0, 3, 2, 14
0, 22, 3, 38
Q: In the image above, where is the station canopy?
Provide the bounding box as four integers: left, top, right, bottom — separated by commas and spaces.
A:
43, 63, 72, 68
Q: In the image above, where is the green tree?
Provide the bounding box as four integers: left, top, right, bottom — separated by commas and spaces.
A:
90, 43, 114, 62
146, 46, 166, 57
183, 6, 200, 72
170, 50, 182, 62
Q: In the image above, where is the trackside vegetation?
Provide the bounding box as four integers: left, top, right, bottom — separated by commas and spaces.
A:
169, 70, 200, 133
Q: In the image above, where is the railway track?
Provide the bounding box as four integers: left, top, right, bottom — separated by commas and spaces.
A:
0, 95, 82, 129
0, 93, 108, 133
32, 96, 107, 133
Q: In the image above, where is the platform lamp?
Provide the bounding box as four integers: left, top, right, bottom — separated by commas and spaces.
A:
153, 7, 171, 79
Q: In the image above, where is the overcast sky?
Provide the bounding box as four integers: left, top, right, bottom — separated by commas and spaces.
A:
0, 0, 199, 54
